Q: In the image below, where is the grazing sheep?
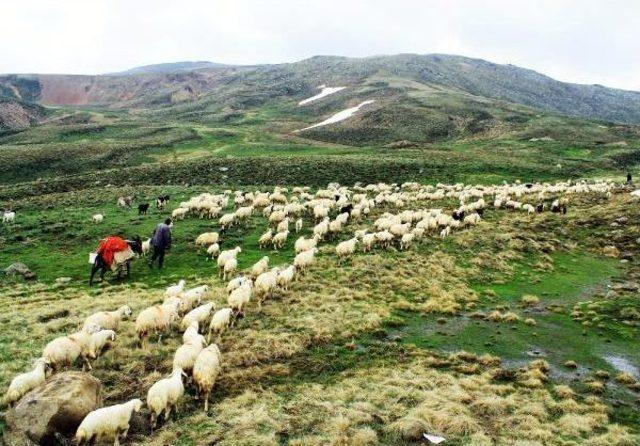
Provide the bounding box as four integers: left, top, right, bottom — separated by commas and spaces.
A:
522, 204, 535, 214
193, 344, 222, 412
277, 218, 290, 233
258, 229, 273, 249
173, 335, 207, 375
272, 230, 289, 250
195, 232, 219, 246
294, 234, 320, 254
375, 230, 394, 249
223, 257, 238, 280
217, 247, 241, 275
313, 205, 329, 221
313, 218, 330, 240
3, 211, 16, 224
226, 276, 250, 294
400, 232, 415, 250
269, 209, 286, 224
142, 238, 151, 256
390, 223, 411, 237
172, 207, 189, 220
206, 243, 220, 259
362, 233, 376, 252
43, 326, 98, 371
181, 303, 215, 331
219, 213, 236, 231
75, 398, 143, 446
251, 256, 270, 278
165, 280, 186, 298
92, 214, 104, 223
135, 301, 179, 347
276, 265, 296, 290
180, 285, 209, 314
83, 305, 132, 332
147, 368, 186, 428
254, 269, 278, 309
228, 282, 253, 320
294, 248, 318, 273
183, 321, 200, 343
295, 218, 303, 233
463, 212, 481, 226
5, 358, 49, 406
336, 238, 358, 262
207, 308, 233, 343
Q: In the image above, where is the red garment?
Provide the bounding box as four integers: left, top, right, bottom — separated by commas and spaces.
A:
96, 236, 129, 267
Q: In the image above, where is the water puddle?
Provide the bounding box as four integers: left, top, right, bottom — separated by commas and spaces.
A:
604, 355, 639, 378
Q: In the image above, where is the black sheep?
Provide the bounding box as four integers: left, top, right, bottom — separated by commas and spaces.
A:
138, 203, 150, 215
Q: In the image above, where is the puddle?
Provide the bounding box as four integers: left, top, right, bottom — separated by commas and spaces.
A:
604, 355, 639, 378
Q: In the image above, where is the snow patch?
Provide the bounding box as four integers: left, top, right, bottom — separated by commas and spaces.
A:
298, 100, 375, 131
298, 85, 346, 105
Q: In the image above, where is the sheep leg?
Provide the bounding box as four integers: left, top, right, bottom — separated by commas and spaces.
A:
164, 405, 172, 422
113, 432, 120, 446
204, 391, 210, 412
150, 412, 157, 429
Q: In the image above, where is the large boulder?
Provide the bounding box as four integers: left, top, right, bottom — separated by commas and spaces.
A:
3, 262, 36, 281
4, 372, 102, 446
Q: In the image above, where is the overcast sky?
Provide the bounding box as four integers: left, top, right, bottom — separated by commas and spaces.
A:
2, 0, 639, 91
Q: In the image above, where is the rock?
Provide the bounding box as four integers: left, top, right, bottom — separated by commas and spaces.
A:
612, 282, 639, 292
55, 277, 72, 285
4, 372, 102, 446
615, 217, 629, 225
3, 262, 36, 280
602, 245, 620, 258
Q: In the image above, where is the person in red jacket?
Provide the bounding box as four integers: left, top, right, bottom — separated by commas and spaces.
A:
148, 218, 172, 269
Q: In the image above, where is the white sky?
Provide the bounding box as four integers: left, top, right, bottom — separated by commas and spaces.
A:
2, 0, 639, 91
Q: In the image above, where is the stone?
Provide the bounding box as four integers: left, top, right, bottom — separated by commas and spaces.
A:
4, 372, 102, 446
3, 262, 36, 280
55, 277, 72, 285
602, 245, 620, 258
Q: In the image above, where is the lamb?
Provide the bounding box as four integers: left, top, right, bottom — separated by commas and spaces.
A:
193, 344, 222, 412
135, 301, 179, 347
294, 248, 318, 273
173, 335, 207, 375
147, 368, 186, 428
75, 398, 143, 446
440, 226, 451, 238
92, 214, 104, 223
251, 256, 270, 278
258, 229, 273, 249
165, 279, 186, 298
272, 230, 289, 250
227, 282, 253, 319
336, 238, 357, 262
4, 358, 49, 406
254, 269, 278, 309
295, 218, 303, 233
223, 257, 238, 280
276, 265, 296, 290
181, 302, 215, 330
207, 308, 233, 343
400, 233, 415, 250
294, 234, 319, 254
206, 243, 220, 259
83, 305, 132, 332
195, 232, 219, 246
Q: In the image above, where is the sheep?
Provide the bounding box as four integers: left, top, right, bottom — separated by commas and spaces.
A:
183, 321, 200, 343
142, 238, 151, 256
375, 230, 394, 249
135, 301, 179, 347
92, 214, 104, 223
207, 308, 233, 343
251, 256, 270, 278
173, 335, 207, 375
181, 302, 215, 331
269, 209, 286, 224
400, 232, 415, 250
195, 232, 219, 246
277, 218, 290, 233
463, 212, 481, 226
336, 238, 357, 262
271, 230, 289, 250
217, 247, 241, 275
206, 243, 220, 259
147, 368, 186, 428
165, 280, 186, 298
4, 358, 49, 407
180, 285, 209, 314
235, 205, 254, 222
223, 257, 238, 280
254, 269, 278, 310
193, 344, 222, 412
362, 233, 376, 252
295, 218, 303, 233
86, 330, 116, 367
313, 205, 329, 221
43, 336, 84, 371
523, 203, 535, 214
294, 234, 320, 254
440, 226, 451, 238
219, 213, 236, 231
294, 248, 318, 273
226, 276, 250, 294
276, 265, 296, 290
171, 207, 189, 220
2, 211, 15, 224
83, 305, 132, 332
258, 229, 273, 249
75, 398, 143, 446
313, 217, 330, 240
228, 282, 253, 320
390, 222, 411, 237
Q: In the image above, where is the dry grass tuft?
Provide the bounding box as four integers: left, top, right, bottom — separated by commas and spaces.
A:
614, 372, 637, 385
521, 294, 540, 306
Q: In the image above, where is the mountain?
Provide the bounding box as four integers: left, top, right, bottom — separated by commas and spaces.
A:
111, 61, 230, 75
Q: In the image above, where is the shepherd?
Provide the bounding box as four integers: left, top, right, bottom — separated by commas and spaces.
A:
89, 235, 142, 285
149, 218, 173, 269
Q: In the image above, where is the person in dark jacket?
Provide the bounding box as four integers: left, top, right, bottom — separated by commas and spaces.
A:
149, 218, 172, 269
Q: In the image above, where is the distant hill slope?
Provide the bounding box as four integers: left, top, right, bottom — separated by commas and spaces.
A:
111, 61, 229, 75
0, 98, 48, 132
1, 54, 639, 125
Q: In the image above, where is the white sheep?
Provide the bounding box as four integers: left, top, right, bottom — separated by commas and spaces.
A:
83, 305, 132, 332
165, 279, 186, 298
217, 247, 241, 275
86, 329, 116, 367
400, 233, 415, 250
92, 214, 104, 223
183, 321, 200, 343
42, 336, 84, 371
147, 368, 186, 428
294, 248, 318, 273
276, 218, 289, 233
258, 229, 273, 249
206, 243, 220, 259
227, 282, 252, 320
207, 308, 233, 343
272, 230, 289, 250
254, 269, 278, 310
4, 358, 49, 406
295, 218, 303, 233
313, 218, 330, 240
173, 335, 207, 375
142, 238, 151, 256
336, 238, 357, 262
276, 265, 296, 290
226, 276, 250, 294
219, 213, 236, 230
294, 234, 319, 254
193, 344, 222, 412
172, 207, 189, 220
180, 285, 209, 314
269, 209, 286, 224
223, 257, 238, 280
251, 256, 270, 278
181, 302, 215, 330
135, 301, 179, 347
2, 211, 15, 224
75, 398, 143, 446
440, 226, 451, 238
362, 233, 376, 252
195, 232, 219, 246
